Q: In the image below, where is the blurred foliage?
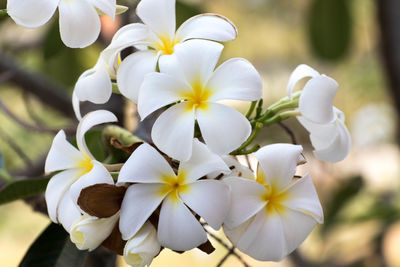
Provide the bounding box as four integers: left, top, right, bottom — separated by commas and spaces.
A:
20, 223, 87, 267
176, 1, 203, 27
308, 0, 352, 61
0, 177, 50, 205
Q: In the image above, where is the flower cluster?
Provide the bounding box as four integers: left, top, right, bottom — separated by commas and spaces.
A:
7, 0, 351, 265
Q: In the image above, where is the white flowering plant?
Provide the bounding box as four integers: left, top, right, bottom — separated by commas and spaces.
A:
0, 0, 352, 266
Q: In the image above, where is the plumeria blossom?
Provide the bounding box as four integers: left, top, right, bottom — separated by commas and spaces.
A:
70, 213, 119, 251
138, 39, 263, 161
223, 144, 324, 261
72, 0, 238, 119
45, 110, 117, 231
124, 222, 161, 267
7, 0, 117, 48
287, 64, 351, 162
117, 139, 231, 251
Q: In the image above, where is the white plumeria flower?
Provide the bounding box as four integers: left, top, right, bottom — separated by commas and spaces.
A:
45, 110, 117, 231
124, 222, 161, 267
72, 0, 238, 119
208, 155, 254, 180
117, 139, 231, 251
70, 213, 119, 251
138, 39, 263, 161
287, 64, 351, 162
7, 0, 116, 48
223, 144, 324, 261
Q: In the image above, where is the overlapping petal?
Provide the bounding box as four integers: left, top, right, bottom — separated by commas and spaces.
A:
138, 73, 190, 120
45, 169, 82, 223
223, 177, 267, 229
136, 0, 176, 39
299, 75, 338, 124
157, 195, 207, 251
7, 0, 58, 28
45, 130, 85, 173
120, 184, 167, 240
255, 144, 303, 190
58, 0, 101, 48
118, 143, 175, 184
207, 58, 263, 102
89, 0, 116, 19
176, 14, 237, 42
69, 161, 114, 205
196, 103, 251, 155
151, 103, 195, 161
76, 110, 118, 158
286, 64, 319, 99
180, 180, 230, 229
117, 51, 159, 103
58, 190, 82, 232
179, 139, 229, 183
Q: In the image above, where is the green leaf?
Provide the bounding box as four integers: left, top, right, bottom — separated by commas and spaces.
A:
19, 223, 87, 267
308, 0, 352, 61
85, 130, 107, 162
0, 177, 50, 205
322, 176, 364, 233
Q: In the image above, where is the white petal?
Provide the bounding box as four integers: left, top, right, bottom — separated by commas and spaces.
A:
236, 211, 287, 261
124, 222, 161, 267
70, 213, 119, 251
223, 177, 266, 229
69, 161, 114, 206
45, 169, 81, 223
157, 195, 207, 251
151, 103, 195, 161
280, 209, 318, 257
286, 64, 319, 99
176, 13, 237, 42
138, 73, 189, 120
208, 156, 254, 180
136, 0, 176, 39
255, 144, 303, 190
76, 110, 118, 158
58, 190, 82, 232
117, 50, 158, 104
282, 175, 324, 223
179, 139, 229, 183
102, 23, 155, 71
196, 103, 251, 155
180, 180, 230, 230
74, 59, 112, 105
299, 75, 338, 124
7, 0, 58, 28
117, 143, 175, 184
172, 39, 224, 85
45, 130, 85, 173
72, 91, 82, 121
313, 120, 351, 162
58, 0, 101, 48
207, 58, 262, 102
120, 184, 167, 240
89, 0, 116, 19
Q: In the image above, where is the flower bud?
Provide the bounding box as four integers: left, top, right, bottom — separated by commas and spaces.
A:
123, 222, 161, 267
70, 213, 119, 251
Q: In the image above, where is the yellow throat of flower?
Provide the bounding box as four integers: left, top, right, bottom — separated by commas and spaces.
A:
182, 80, 213, 111
159, 171, 190, 203
76, 154, 94, 176
154, 35, 181, 55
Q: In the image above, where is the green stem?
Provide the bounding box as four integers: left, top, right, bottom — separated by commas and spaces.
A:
102, 125, 143, 146
245, 101, 257, 119
255, 99, 264, 119
238, 145, 261, 155
232, 122, 263, 154
262, 111, 301, 126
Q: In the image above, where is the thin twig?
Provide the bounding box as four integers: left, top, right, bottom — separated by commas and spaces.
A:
0, 71, 14, 83
278, 122, 297, 145
23, 92, 48, 127
0, 128, 33, 167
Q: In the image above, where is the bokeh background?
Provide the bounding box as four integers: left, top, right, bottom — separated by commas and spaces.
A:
0, 0, 399, 266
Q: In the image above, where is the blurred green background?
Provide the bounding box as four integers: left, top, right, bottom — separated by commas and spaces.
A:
0, 0, 399, 266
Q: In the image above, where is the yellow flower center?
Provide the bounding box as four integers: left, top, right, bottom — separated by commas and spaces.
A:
181, 79, 213, 111
257, 168, 289, 215
159, 171, 190, 203
76, 154, 94, 176
154, 35, 181, 55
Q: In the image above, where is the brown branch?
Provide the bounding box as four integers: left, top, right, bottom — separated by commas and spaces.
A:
0, 52, 75, 118
278, 122, 297, 144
